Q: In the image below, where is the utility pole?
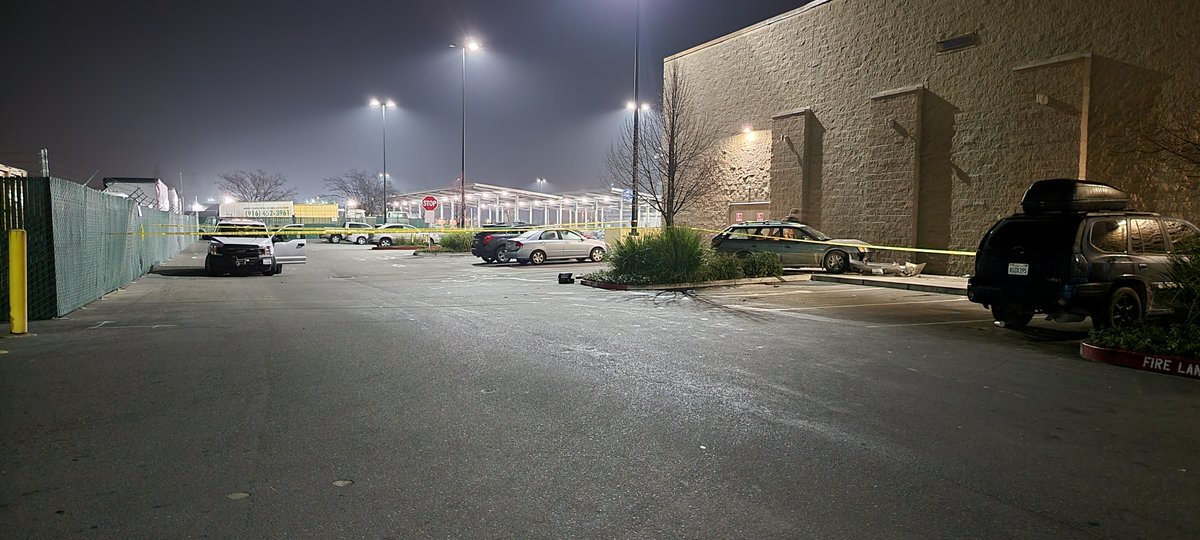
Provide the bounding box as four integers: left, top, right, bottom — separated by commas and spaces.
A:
629, 0, 641, 236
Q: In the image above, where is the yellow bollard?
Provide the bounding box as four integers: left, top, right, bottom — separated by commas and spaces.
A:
9, 229, 27, 334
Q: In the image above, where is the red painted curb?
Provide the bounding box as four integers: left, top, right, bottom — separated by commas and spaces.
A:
1080, 342, 1200, 380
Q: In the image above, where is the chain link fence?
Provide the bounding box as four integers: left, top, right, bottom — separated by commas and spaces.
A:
0, 177, 197, 320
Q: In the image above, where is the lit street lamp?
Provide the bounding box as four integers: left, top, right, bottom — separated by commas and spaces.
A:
450, 38, 481, 228
369, 97, 396, 220
536, 177, 547, 192
629, 0, 642, 235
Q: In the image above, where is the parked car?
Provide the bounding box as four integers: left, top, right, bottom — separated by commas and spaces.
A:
370, 223, 420, 246
320, 221, 374, 244
506, 229, 607, 265
710, 221, 871, 273
968, 178, 1200, 329
471, 223, 533, 263
205, 219, 307, 276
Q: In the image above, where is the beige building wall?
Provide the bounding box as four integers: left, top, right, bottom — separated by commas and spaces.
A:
667, 0, 1200, 273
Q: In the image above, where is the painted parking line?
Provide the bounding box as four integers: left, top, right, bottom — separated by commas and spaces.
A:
865, 318, 995, 328
736, 298, 969, 311
704, 286, 861, 298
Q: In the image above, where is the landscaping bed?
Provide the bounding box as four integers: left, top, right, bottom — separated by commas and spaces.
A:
579, 227, 784, 289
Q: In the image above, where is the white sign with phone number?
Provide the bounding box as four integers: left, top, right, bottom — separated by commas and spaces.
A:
219, 201, 295, 218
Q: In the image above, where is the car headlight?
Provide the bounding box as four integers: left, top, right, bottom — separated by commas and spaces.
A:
856, 245, 869, 253
208, 243, 222, 255
261, 245, 273, 256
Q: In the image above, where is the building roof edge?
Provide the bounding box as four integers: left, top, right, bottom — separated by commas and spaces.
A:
664, 0, 833, 63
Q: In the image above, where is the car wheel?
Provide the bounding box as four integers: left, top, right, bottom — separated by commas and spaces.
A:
355, 236, 367, 245
823, 251, 849, 274
204, 259, 217, 276
1097, 287, 1143, 329
589, 247, 605, 262
378, 237, 393, 247
495, 247, 511, 263
263, 266, 275, 276
991, 303, 1033, 329
274, 264, 283, 275
330, 235, 342, 244
530, 250, 547, 265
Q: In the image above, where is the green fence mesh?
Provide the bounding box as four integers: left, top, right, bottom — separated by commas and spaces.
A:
0, 177, 197, 321
0, 177, 58, 319
49, 178, 197, 316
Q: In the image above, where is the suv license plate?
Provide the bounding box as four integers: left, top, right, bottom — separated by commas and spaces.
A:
1007, 263, 1029, 276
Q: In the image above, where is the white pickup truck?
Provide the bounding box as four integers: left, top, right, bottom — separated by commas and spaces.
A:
205, 219, 307, 276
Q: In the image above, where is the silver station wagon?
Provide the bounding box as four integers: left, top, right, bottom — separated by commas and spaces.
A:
710, 221, 871, 273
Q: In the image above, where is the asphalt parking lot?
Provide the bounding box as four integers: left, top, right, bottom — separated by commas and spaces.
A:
2, 241, 1197, 538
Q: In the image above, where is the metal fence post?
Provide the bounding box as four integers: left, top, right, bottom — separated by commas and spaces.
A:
9, 229, 27, 334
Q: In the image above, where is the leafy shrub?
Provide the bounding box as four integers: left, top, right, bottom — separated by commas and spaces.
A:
1089, 321, 1200, 359
1089, 239, 1200, 357
699, 252, 745, 281
579, 269, 654, 285
438, 232, 473, 252
1166, 239, 1200, 325
739, 252, 783, 278
609, 227, 706, 284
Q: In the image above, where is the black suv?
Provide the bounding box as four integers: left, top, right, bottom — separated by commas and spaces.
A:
968, 179, 1199, 329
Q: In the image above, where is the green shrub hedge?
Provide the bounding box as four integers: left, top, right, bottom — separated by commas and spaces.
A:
1090, 240, 1200, 358
438, 232, 473, 252
587, 227, 784, 285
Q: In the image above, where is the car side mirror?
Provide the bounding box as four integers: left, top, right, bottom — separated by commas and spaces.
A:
271, 235, 284, 243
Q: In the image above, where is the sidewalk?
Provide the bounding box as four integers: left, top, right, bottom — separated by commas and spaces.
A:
811, 272, 968, 296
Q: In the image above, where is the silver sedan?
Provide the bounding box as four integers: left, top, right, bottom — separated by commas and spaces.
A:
505, 229, 607, 265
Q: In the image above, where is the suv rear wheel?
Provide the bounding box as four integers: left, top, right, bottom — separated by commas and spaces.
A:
378, 237, 393, 247
330, 234, 342, 244
1096, 286, 1143, 329
355, 236, 367, 245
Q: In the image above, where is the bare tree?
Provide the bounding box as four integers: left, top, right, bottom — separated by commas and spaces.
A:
1142, 94, 1200, 181
323, 169, 384, 216
606, 64, 721, 226
216, 169, 297, 201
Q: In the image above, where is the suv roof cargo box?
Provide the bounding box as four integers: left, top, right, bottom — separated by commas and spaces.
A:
1020, 179, 1130, 213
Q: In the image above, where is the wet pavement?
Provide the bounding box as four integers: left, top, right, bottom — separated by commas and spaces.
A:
1, 242, 1197, 538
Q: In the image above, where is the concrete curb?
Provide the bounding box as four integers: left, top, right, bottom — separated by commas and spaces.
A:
579, 274, 809, 291
811, 274, 967, 296
1080, 342, 1200, 380
412, 251, 474, 257
372, 246, 422, 251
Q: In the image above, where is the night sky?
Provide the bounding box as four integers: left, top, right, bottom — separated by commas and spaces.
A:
1, 0, 811, 200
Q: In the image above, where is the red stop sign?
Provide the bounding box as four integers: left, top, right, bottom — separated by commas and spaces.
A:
421, 196, 438, 211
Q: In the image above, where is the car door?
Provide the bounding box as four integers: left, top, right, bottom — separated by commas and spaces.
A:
537, 230, 563, 258
770, 227, 803, 266
560, 230, 587, 257
1129, 218, 1171, 311
272, 228, 307, 264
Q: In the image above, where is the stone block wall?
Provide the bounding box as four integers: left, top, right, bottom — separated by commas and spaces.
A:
665, 0, 1200, 274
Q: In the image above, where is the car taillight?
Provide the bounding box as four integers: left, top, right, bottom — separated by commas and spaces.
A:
483, 234, 493, 244
208, 243, 222, 255
514, 241, 523, 248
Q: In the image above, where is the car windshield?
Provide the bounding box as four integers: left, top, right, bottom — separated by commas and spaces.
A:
216, 224, 267, 236
800, 226, 831, 241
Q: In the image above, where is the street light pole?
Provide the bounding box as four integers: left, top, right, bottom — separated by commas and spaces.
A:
629, 0, 641, 236
369, 98, 396, 221
451, 39, 480, 228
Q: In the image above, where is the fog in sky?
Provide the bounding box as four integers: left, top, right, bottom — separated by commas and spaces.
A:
1, 0, 812, 200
